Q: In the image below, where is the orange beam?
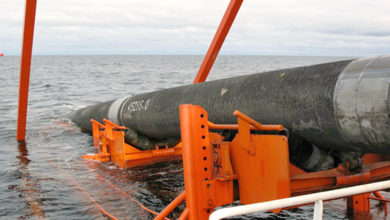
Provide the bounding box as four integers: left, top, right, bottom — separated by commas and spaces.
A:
154, 191, 186, 220
193, 0, 243, 84
234, 110, 284, 131
178, 208, 189, 220
17, 0, 37, 143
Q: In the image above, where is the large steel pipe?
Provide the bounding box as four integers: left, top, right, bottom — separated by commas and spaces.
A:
71, 55, 390, 154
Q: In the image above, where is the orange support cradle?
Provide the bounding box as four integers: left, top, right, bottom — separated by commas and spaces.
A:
82, 119, 182, 168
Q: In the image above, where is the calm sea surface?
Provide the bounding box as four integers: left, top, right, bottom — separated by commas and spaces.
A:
2, 55, 386, 219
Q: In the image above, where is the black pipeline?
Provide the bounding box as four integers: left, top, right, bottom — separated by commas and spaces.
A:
71, 56, 390, 157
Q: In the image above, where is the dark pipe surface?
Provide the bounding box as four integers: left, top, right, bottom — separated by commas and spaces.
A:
120, 60, 351, 149
72, 56, 390, 154
70, 101, 114, 132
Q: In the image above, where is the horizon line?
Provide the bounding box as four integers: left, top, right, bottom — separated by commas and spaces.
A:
1, 54, 357, 58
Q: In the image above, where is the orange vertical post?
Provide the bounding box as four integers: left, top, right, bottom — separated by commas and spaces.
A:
347, 193, 372, 218
193, 0, 243, 84
180, 104, 213, 219
17, 0, 37, 143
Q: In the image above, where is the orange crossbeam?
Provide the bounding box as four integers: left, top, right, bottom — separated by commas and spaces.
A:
290, 159, 390, 196
234, 110, 284, 131
207, 110, 284, 131
103, 119, 126, 130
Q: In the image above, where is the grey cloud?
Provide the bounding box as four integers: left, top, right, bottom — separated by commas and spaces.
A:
1, 0, 390, 56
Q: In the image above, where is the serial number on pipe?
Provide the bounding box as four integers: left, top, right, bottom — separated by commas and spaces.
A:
126, 99, 150, 116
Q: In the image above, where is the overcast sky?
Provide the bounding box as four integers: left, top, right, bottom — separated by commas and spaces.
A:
1, 0, 390, 56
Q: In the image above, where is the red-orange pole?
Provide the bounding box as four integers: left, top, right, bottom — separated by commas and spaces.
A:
154, 191, 186, 220
17, 0, 37, 143
193, 0, 243, 84
177, 208, 189, 220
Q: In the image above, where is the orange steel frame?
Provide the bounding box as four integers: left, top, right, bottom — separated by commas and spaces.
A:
154, 105, 390, 219
81, 104, 390, 218
16, 0, 390, 219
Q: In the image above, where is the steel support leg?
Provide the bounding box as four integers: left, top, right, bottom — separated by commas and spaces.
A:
347, 193, 372, 219
17, 0, 37, 143
180, 104, 213, 219
193, 0, 243, 83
